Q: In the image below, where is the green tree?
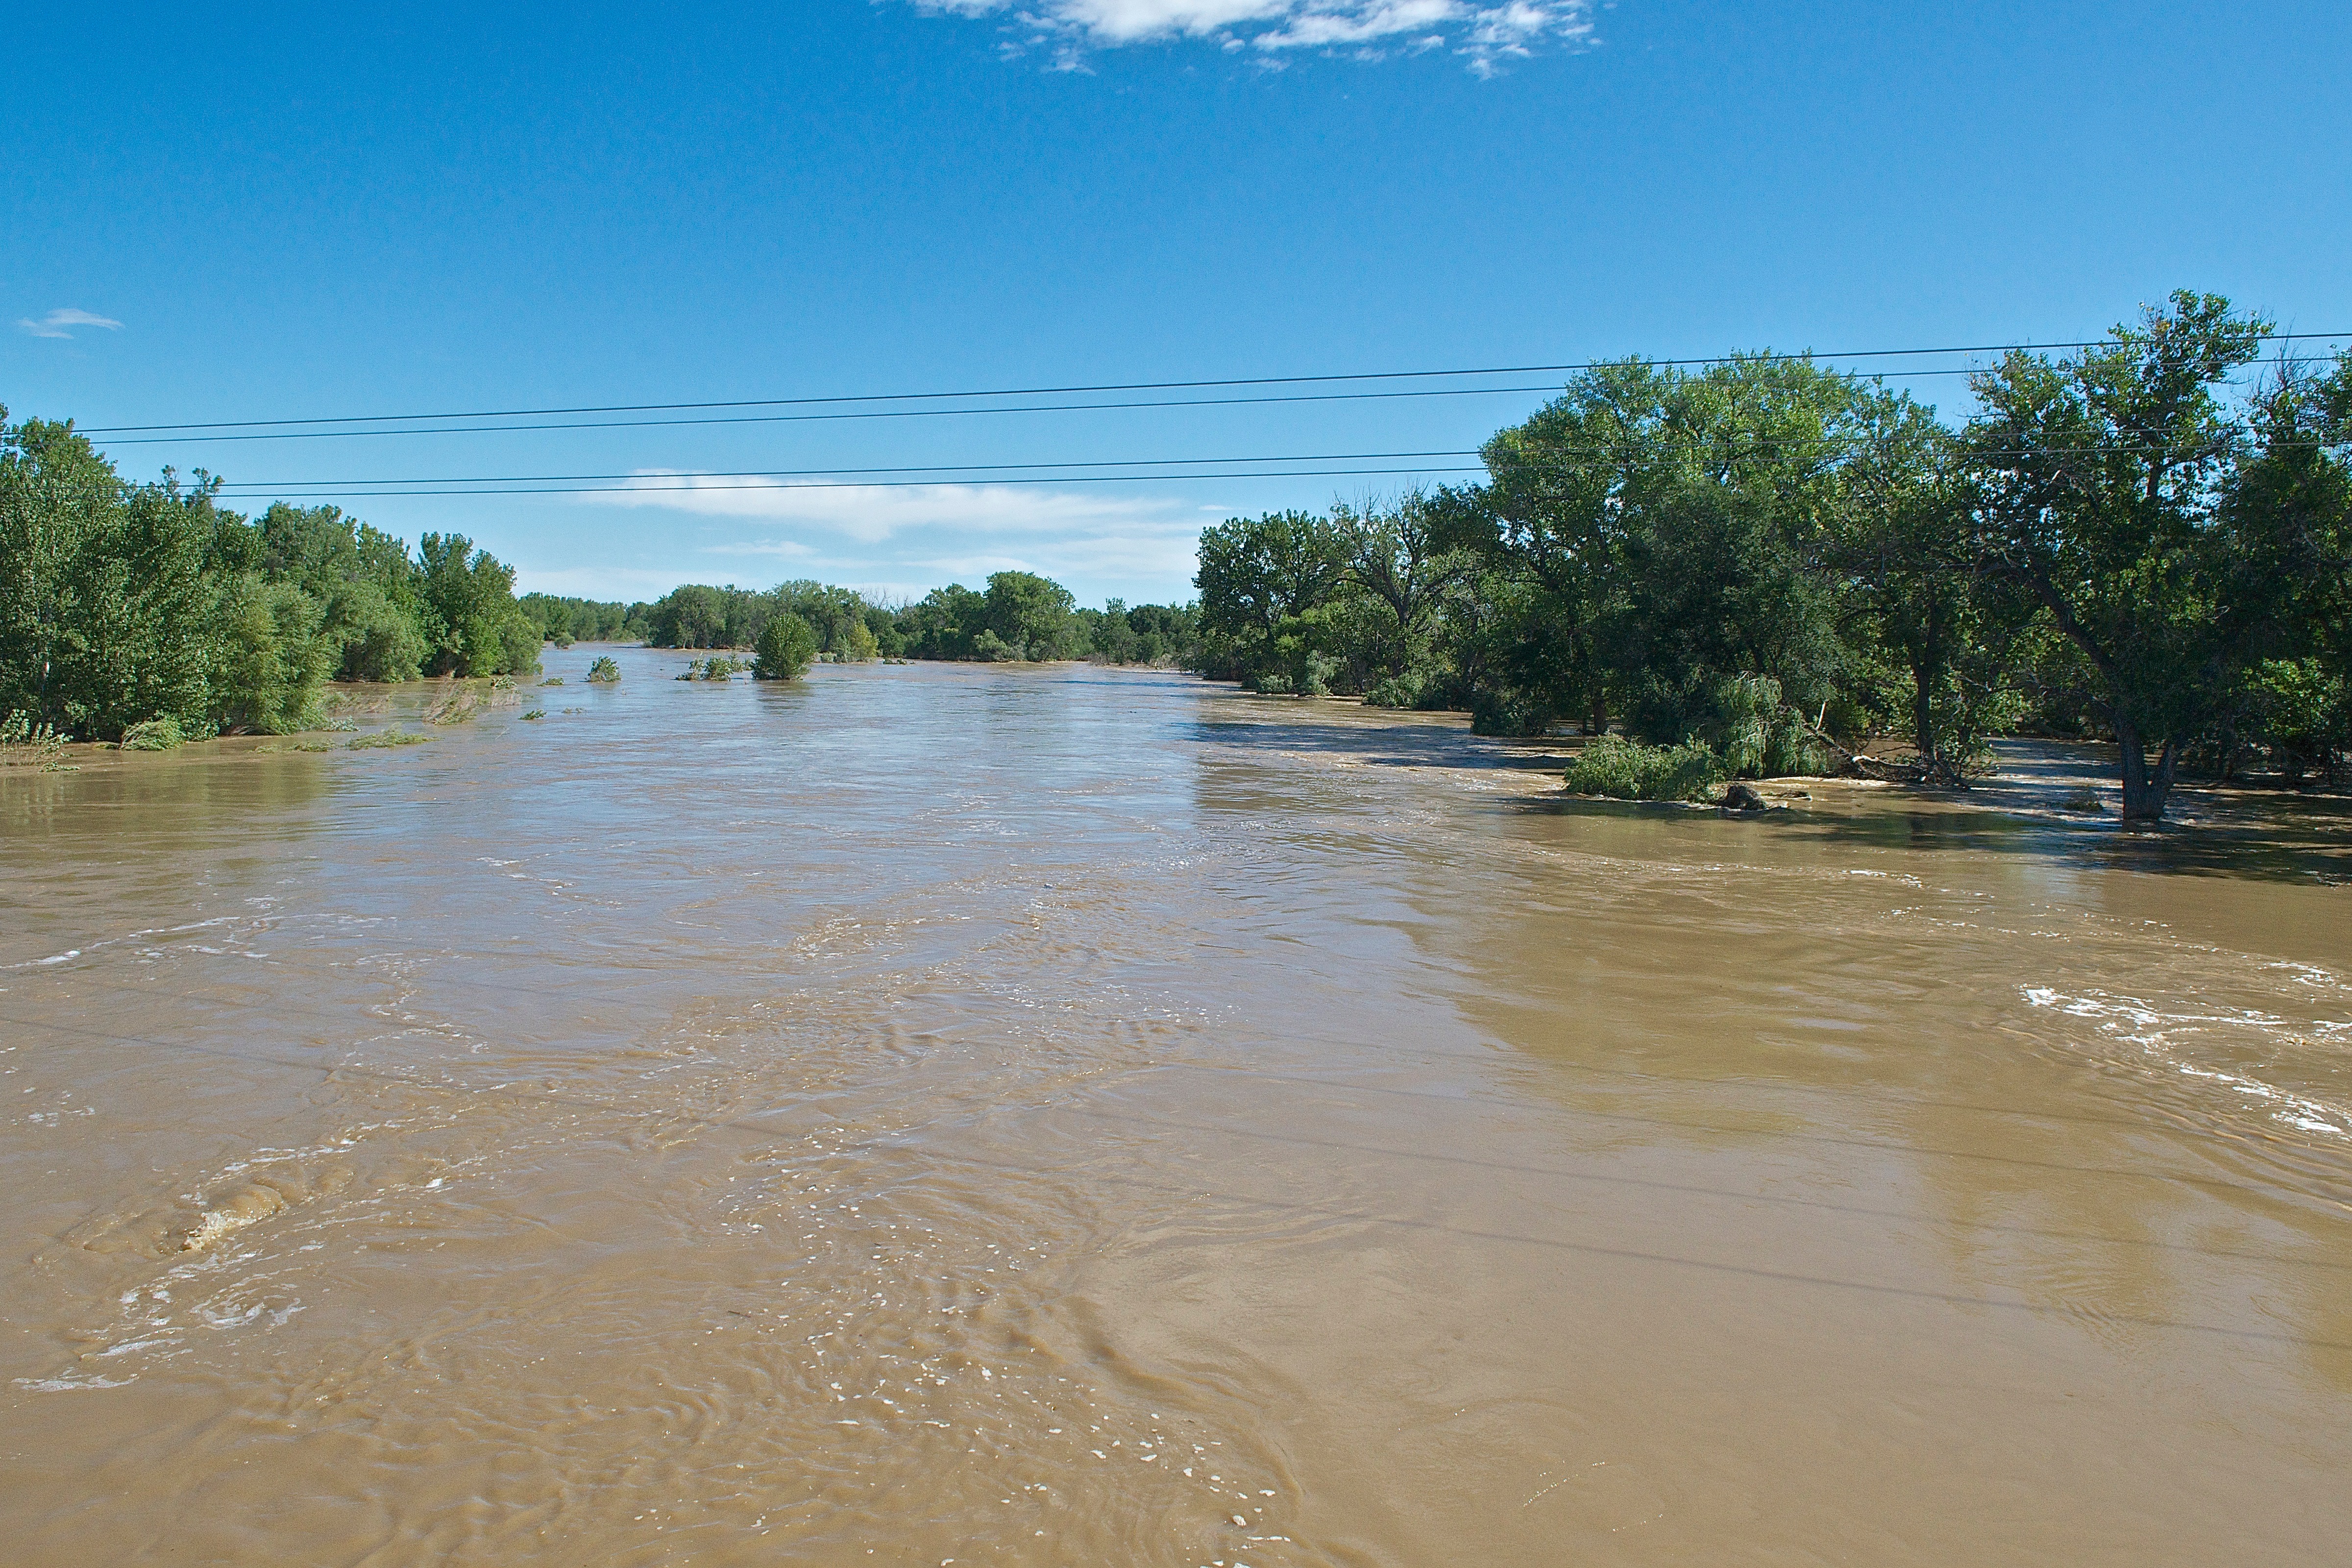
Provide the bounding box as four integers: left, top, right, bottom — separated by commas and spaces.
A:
324, 579, 429, 682
754, 611, 818, 680
416, 533, 540, 677
895, 583, 986, 660
1960, 292, 2281, 819
978, 570, 1078, 660
209, 574, 331, 733
1194, 510, 1345, 688
0, 414, 219, 739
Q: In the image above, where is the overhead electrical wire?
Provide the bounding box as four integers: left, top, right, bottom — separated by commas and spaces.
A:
208, 466, 1495, 498
79, 331, 2350, 444
202, 435, 2343, 499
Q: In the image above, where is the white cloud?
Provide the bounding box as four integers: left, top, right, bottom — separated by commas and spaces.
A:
582, 473, 1208, 597
910, 0, 1593, 72
592, 472, 1189, 544
17, 307, 124, 340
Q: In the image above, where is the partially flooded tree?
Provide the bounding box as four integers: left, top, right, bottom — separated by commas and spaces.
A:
1193, 510, 1346, 689
753, 612, 818, 681
1960, 292, 2283, 820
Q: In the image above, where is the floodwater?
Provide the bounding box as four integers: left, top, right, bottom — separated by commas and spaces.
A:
3, 649, 2349, 1567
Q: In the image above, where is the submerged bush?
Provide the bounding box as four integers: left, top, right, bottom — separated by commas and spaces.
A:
1, 710, 73, 768
753, 613, 817, 680
585, 656, 621, 683
1564, 735, 1724, 800
1470, 686, 1558, 737
346, 729, 431, 749
118, 716, 189, 751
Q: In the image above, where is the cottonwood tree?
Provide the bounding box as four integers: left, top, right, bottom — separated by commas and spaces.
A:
1961, 292, 2282, 820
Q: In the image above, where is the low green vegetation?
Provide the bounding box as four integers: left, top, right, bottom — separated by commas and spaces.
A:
0, 709, 72, 768
118, 716, 190, 751
678, 654, 749, 681
1563, 736, 1726, 801
585, 656, 621, 683
346, 729, 431, 749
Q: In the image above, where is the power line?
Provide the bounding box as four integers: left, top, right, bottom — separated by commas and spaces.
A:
203, 435, 2344, 498
83, 380, 1853, 445
207, 466, 1495, 498
77, 331, 2352, 440
216, 449, 1482, 489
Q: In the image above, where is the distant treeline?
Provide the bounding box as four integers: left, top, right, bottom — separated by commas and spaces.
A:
619, 575, 1199, 667
1185, 292, 2352, 821
1, 412, 543, 742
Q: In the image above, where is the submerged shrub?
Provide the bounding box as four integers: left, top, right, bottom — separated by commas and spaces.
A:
1706, 674, 1821, 778
118, 716, 188, 751
1565, 735, 1724, 800
1, 710, 73, 767
586, 656, 621, 683
753, 613, 818, 680
1470, 686, 1558, 737
346, 729, 431, 749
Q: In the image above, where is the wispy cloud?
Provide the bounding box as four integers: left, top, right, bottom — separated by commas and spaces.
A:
909, 0, 1593, 74
17, 307, 124, 340
593, 472, 1189, 543
585, 473, 1207, 594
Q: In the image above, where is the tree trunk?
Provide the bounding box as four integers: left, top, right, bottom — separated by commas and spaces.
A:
1911, 659, 1935, 765
2116, 718, 2176, 822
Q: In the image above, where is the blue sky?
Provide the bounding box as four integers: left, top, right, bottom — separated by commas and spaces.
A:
6, 1, 2347, 607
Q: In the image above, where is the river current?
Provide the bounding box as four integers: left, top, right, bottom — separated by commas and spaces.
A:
4, 649, 2349, 1565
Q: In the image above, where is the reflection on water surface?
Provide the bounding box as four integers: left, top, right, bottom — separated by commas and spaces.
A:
3, 649, 2347, 1565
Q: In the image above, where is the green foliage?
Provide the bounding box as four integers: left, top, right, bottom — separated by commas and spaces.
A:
980, 570, 1078, 659
896, 583, 986, 660
836, 616, 879, 662
2239, 658, 2351, 783
586, 656, 621, 683
1564, 735, 1725, 800
347, 729, 431, 749
119, 716, 188, 751
680, 654, 751, 681
1, 408, 541, 741
416, 533, 540, 678
207, 574, 331, 735
1080, 599, 1200, 665
0, 416, 218, 740
753, 612, 818, 680
519, 592, 630, 645
1194, 510, 1346, 688
1960, 292, 2287, 817
1, 709, 74, 767
324, 579, 428, 682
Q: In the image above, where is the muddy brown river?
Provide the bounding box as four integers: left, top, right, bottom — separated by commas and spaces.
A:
4, 650, 2349, 1566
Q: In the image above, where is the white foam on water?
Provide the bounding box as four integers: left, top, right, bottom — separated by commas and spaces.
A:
2022, 984, 2352, 1140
